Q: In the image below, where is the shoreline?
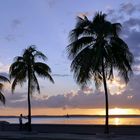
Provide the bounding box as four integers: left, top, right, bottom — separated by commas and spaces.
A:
1, 114, 140, 118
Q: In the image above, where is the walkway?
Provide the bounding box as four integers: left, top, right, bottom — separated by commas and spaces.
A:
0, 131, 140, 140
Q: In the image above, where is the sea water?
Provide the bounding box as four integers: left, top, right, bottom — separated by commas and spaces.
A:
0, 116, 140, 125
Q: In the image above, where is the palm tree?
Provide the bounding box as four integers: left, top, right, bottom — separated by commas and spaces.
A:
0, 75, 10, 104
67, 12, 133, 133
9, 45, 54, 131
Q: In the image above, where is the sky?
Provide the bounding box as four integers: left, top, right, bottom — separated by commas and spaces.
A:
0, 0, 140, 116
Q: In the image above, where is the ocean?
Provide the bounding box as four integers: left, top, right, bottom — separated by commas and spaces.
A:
1, 116, 140, 125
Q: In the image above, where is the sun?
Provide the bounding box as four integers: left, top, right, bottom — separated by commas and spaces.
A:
109, 107, 133, 115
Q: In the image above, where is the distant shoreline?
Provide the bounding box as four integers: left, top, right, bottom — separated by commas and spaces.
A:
0, 114, 140, 118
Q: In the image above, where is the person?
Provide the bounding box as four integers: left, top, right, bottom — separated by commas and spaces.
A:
66, 114, 69, 118
19, 114, 23, 131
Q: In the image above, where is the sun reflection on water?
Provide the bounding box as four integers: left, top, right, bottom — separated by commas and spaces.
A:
114, 118, 120, 125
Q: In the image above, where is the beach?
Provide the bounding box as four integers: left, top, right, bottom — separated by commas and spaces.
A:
0, 116, 140, 139
0, 123, 140, 134
0, 131, 140, 140
0, 124, 140, 139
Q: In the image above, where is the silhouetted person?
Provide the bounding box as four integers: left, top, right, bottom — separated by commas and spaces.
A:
66, 114, 69, 118
19, 114, 23, 131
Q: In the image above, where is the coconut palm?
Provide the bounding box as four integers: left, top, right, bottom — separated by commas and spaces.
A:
9, 46, 54, 131
67, 12, 133, 133
0, 75, 10, 104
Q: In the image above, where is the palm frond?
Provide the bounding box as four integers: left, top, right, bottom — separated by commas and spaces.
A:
30, 72, 40, 95
11, 68, 27, 93
34, 51, 47, 61
110, 37, 133, 83
0, 92, 5, 105
34, 62, 52, 73
0, 75, 10, 82
9, 61, 27, 79
34, 62, 54, 83
112, 23, 122, 36
71, 46, 97, 87
40, 72, 54, 83
67, 36, 93, 59
93, 71, 103, 89
0, 76, 9, 105
92, 12, 106, 24
69, 16, 93, 42
13, 56, 24, 62
0, 83, 3, 90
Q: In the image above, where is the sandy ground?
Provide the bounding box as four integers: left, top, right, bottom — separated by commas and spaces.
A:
0, 131, 140, 140
2, 124, 140, 135
0, 124, 140, 139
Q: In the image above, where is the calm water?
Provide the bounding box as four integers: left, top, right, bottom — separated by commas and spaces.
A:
1, 116, 140, 125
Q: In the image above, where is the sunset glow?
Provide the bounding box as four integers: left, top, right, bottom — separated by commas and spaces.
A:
0, 107, 139, 116
109, 108, 133, 115
108, 77, 126, 95
99, 108, 140, 115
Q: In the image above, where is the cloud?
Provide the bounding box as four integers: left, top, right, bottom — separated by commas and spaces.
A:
0, 72, 9, 78
121, 19, 140, 63
4, 34, 16, 42
106, 2, 140, 22
52, 74, 71, 77
120, 2, 136, 15
2, 72, 140, 109
0, 64, 9, 73
46, 0, 56, 8
82, 86, 93, 94
123, 18, 140, 28
43, 75, 140, 109
11, 19, 22, 30
106, 2, 140, 66
0, 91, 27, 107
107, 9, 115, 16
4, 19, 22, 42
77, 12, 91, 18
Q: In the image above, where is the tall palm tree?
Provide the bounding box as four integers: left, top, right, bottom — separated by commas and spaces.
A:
0, 75, 10, 104
9, 46, 54, 131
67, 12, 133, 133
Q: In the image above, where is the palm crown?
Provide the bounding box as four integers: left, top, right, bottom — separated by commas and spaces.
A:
9, 46, 54, 93
68, 12, 133, 88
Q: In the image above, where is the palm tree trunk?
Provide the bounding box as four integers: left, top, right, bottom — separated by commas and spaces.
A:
101, 57, 109, 134
28, 71, 32, 132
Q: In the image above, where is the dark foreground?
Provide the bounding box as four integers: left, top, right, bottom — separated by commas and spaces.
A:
1, 131, 140, 140
0, 124, 140, 139
1, 124, 140, 134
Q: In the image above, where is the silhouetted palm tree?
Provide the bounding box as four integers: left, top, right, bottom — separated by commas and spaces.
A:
67, 12, 133, 133
0, 75, 10, 104
9, 46, 54, 131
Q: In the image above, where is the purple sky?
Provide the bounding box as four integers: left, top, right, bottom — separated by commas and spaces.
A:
0, 0, 140, 114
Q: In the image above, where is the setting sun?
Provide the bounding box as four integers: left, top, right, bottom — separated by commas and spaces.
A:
109, 108, 137, 115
